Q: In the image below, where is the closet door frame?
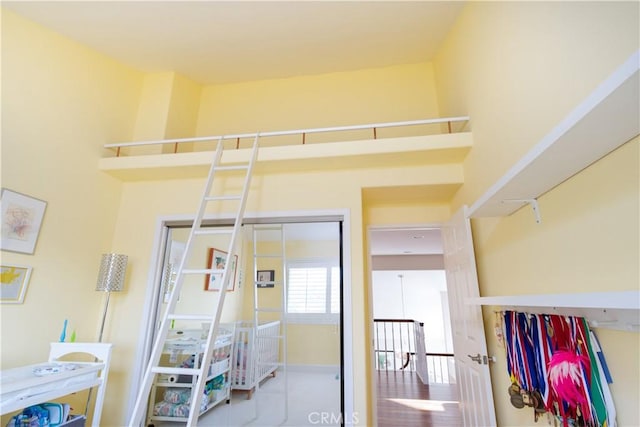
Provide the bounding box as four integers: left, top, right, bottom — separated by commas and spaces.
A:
126, 209, 354, 425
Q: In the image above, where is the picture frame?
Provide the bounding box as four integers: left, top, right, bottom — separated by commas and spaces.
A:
205, 247, 237, 291
256, 270, 275, 288
1, 189, 47, 255
0, 264, 32, 304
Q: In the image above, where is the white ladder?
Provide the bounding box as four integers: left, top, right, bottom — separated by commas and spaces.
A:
251, 224, 288, 424
129, 135, 260, 427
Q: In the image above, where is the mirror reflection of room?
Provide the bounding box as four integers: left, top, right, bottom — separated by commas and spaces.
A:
148, 221, 342, 426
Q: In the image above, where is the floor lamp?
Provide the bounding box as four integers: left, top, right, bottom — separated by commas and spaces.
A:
95, 253, 128, 342
87, 253, 127, 419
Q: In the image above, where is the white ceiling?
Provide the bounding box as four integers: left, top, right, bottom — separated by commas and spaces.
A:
3, 1, 465, 85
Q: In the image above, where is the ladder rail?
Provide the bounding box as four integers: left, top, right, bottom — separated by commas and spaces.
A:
128, 137, 225, 426
129, 135, 258, 427
251, 224, 288, 424
186, 134, 260, 426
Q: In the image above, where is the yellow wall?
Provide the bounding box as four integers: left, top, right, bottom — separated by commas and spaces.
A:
111, 160, 459, 425
435, 1, 639, 208
239, 239, 341, 366
164, 227, 245, 325
195, 62, 440, 149
131, 71, 203, 155
434, 2, 639, 425
0, 8, 143, 424
132, 72, 174, 146
4, 2, 638, 427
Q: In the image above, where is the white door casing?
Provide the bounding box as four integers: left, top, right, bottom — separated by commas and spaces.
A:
442, 206, 496, 427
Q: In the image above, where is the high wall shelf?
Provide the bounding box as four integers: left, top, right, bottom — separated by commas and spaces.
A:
468, 49, 639, 220
466, 50, 640, 332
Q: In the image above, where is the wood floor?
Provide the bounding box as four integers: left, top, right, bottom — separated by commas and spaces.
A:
376, 371, 462, 427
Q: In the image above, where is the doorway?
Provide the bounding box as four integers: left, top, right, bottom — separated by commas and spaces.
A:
129, 212, 353, 426
368, 226, 460, 426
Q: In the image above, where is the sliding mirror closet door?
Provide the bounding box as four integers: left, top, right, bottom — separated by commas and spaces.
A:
149, 221, 343, 427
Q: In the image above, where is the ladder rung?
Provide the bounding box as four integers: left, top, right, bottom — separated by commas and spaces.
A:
216, 165, 249, 171
254, 308, 283, 313
253, 225, 283, 231
205, 195, 241, 201
194, 228, 233, 236
256, 361, 286, 367
168, 314, 215, 321
257, 335, 285, 340
182, 268, 224, 275
152, 367, 201, 376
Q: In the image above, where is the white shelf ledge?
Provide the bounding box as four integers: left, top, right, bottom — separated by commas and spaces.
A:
467, 291, 640, 332
469, 50, 640, 218
466, 290, 640, 310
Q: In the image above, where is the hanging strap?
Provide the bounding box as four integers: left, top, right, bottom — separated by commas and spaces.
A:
503, 311, 517, 384
515, 312, 537, 391
571, 317, 595, 424
582, 319, 612, 427
530, 314, 553, 407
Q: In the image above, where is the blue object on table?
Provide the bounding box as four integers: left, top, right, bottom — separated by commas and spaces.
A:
59, 319, 67, 342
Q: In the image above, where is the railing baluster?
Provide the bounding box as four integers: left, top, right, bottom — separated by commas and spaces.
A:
408, 322, 413, 371
383, 322, 388, 371
391, 324, 396, 370
375, 321, 380, 370
398, 322, 403, 370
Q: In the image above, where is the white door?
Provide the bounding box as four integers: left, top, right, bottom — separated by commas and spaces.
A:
442, 206, 496, 427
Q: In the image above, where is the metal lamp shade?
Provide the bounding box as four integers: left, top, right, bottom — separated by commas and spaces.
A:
96, 253, 128, 292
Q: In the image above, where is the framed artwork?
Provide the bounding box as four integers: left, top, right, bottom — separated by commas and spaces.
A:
205, 247, 237, 291
1, 189, 47, 254
256, 270, 275, 288
1, 265, 32, 304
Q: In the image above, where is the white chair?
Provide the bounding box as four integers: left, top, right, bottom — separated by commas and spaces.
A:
48, 343, 113, 427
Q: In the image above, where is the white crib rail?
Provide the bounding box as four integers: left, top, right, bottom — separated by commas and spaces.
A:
231, 321, 280, 395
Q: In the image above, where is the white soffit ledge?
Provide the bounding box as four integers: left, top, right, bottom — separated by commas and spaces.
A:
467, 290, 640, 310
469, 50, 640, 218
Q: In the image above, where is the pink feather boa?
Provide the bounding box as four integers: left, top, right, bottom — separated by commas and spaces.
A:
548, 350, 590, 407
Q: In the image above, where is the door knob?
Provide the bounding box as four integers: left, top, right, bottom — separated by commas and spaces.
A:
467, 353, 482, 364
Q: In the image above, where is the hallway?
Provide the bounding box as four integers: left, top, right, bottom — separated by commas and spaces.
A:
376, 371, 461, 427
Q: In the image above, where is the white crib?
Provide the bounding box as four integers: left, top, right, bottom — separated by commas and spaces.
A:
230, 320, 281, 399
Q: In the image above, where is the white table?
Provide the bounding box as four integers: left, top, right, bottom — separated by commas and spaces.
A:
0, 343, 112, 427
